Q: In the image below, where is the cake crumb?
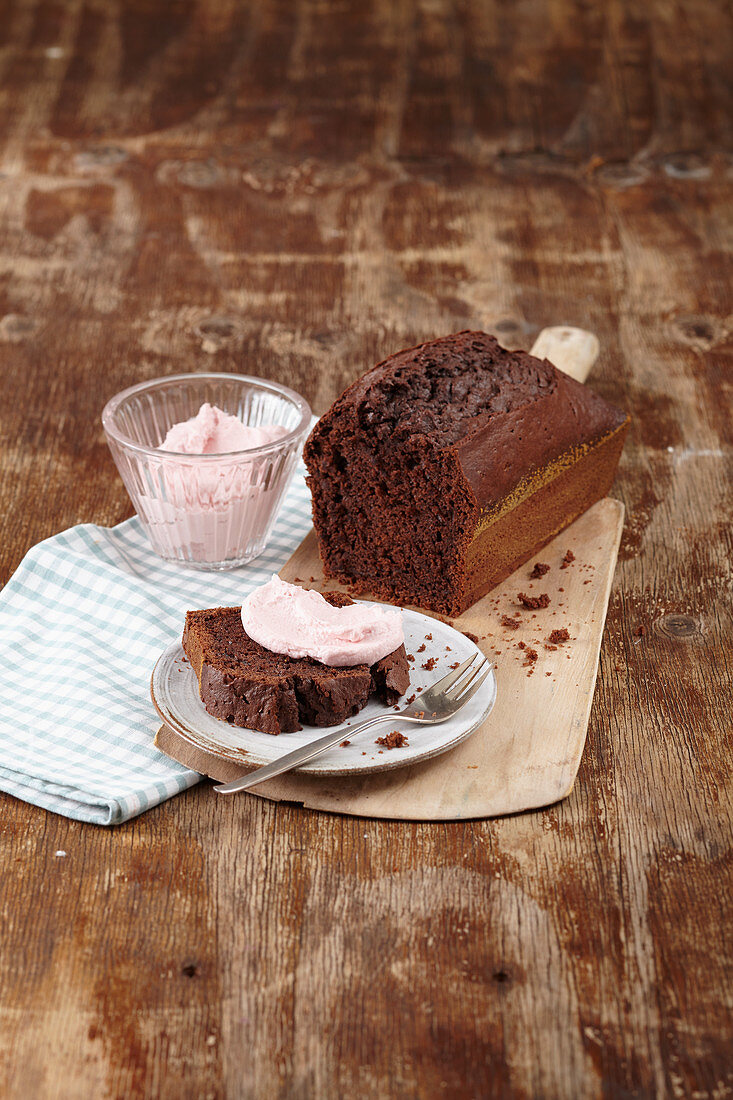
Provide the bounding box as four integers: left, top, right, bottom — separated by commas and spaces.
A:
449, 661, 460, 670
501, 615, 521, 630
560, 550, 575, 569
518, 592, 550, 610
421, 656, 438, 671
549, 628, 570, 644
375, 730, 409, 749
530, 562, 550, 578
544, 643, 558, 651
417, 643, 426, 653
424, 633, 433, 640
546, 671, 552, 676
340, 740, 351, 747
406, 654, 414, 661
523, 647, 538, 666
462, 631, 479, 643
517, 640, 526, 649
405, 693, 416, 705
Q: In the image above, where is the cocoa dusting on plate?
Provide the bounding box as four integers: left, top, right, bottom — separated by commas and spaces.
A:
462, 630, 479, 643
421, 656, 438, 671
548, 628, 570, 644
518, 592, 550, 610
375, 730, 409, 749
501, 615, 521, 629
560, 550, 575, 569
530, 562, 550, 578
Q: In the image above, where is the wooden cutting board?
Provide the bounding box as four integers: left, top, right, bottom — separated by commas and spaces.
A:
156, 328, 625, 820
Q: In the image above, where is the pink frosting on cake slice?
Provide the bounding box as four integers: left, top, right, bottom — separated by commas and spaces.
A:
241, 576, 404, 667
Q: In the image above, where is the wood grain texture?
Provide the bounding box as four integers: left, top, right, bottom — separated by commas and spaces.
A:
0, 1, 731, 1097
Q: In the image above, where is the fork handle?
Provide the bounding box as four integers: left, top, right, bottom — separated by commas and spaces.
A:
213, 713, 401, 794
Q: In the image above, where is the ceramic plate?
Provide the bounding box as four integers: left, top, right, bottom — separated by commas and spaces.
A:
151, 606, 497, 777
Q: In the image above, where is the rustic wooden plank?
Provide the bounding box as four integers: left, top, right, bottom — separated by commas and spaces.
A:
0, 1, 731, 1098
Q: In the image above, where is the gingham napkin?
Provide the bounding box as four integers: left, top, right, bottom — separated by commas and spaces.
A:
0, 470, 313, 825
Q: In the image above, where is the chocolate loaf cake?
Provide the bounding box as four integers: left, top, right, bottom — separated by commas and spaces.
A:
304, 331, 629, 616
183, 592, 409, 735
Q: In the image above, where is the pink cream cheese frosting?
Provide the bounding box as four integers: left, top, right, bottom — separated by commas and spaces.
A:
139, 404, 293, 564
241, 575, 404, 667
159, 403, 287, 453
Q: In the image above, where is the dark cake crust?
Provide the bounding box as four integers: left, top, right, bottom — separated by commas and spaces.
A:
304, 331, 630, 615
183, 593, 409, 735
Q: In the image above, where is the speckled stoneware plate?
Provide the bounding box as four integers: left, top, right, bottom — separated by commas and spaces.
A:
151, 607, 497, 777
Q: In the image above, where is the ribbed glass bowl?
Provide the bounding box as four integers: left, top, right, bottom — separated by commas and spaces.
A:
102, 374, 311, 570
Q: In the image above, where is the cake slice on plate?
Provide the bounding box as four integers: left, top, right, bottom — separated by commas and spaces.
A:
183, 588, 409, 735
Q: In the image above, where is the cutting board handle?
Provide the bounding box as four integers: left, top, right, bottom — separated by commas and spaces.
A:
530, 326, 600, 384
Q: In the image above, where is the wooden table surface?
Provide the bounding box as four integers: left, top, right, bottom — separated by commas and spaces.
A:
1, 1, 730, 1097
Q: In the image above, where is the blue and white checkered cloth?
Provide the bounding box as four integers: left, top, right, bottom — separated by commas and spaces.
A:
0, 470, 314, 825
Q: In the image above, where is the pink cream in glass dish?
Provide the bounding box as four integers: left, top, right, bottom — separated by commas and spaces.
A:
102, 374, 311, 569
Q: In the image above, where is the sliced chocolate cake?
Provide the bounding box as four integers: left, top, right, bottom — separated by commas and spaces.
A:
183, 592, 409, 735
304, 331, 629, 616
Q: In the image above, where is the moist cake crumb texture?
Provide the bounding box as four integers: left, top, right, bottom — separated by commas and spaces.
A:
183, 591, 409, 735
304, 330, 629, 615
375, 730, 409, 749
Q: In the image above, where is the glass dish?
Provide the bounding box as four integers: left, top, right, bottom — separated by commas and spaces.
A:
102, 373, 311, 570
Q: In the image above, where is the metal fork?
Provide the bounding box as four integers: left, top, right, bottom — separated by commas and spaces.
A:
214, 653, 490, 794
